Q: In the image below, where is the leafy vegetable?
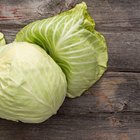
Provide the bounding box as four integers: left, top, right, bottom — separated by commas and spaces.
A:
0, 2, 108, 123
0, 42, 67, 123
15, 2, 108, 98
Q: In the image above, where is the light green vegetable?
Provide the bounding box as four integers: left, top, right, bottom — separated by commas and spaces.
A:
15, 2, 108, 98
0, 2, 108, 123
0, 42, 67, 123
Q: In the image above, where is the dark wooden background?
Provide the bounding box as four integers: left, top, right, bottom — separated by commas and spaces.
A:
0, 0, 140, 139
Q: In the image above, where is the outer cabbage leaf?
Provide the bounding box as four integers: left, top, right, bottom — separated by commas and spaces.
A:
0, 42, 67, 123
15, 2, 108, 98
0, 32, 6, 47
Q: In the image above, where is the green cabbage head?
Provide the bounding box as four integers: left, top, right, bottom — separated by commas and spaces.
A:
16, 2, 108, 98
0, 42, 67, 123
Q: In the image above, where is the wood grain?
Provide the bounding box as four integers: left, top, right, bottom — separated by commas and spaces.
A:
0, 72, 139, 140
0, 112, 140, 140
0, 0, 140, 139
0, 0, 140, 72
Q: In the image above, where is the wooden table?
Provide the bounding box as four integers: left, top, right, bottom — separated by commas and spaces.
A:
0, 0, 140, 139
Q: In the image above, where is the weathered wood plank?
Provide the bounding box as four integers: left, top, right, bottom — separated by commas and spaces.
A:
60, 72, 140, 113
0, 0, 77, 25
0, 0, 140, 72
0, 0, 140, 29
87, 0, 140, 32
0, 112, 140, 140
0, 72, 139, 140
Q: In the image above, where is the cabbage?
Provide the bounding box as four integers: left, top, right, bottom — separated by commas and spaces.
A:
0, 2, 108, 123
15, 2, 108, 98
0, 42, 67, 123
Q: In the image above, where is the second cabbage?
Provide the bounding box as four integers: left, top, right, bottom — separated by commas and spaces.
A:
15, 2, 108, 98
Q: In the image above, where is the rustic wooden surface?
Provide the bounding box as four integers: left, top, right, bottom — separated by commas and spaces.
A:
0, 0, 140, 140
